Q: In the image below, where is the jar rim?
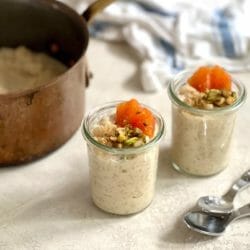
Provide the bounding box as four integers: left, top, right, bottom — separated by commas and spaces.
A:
168, 70, 247, 115
82, 101, 165, 154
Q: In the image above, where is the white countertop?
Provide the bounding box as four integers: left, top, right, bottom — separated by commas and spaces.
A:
0, 39, 250, 250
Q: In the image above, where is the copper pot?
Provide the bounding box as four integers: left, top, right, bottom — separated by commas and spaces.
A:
0, 0, 115, 166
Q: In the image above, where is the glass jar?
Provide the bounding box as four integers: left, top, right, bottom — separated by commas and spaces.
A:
82, 101, 165, 215
168, 70, 246, 177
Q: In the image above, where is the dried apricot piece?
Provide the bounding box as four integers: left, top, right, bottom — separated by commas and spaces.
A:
130, 108, 156, 138
210, 65, 231, 91
116, 99, 141, 126
188, 65, 232, 92
115, 99, 156, 138
188, 66, 211, 92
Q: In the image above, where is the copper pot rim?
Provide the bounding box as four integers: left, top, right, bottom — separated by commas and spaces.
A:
0, 0, 117, 99
0, 0, 89, 100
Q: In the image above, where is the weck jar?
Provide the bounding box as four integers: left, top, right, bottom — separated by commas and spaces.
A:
82, 101, 165, 215
168, 69, 246, 177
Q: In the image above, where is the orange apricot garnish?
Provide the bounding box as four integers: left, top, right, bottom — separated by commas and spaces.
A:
116, 99, 156, 138
188, 65, 231, 92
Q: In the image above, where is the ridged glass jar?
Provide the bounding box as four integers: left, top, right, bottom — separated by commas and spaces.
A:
82, 101, 165, 214
168, 70, 246, 177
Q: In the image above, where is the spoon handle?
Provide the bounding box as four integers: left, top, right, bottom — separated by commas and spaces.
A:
230, 203, 250, 223
224, 169, 250, 202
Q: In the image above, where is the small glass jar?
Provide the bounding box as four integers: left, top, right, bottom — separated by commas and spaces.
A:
168, 70, 246, 177
82, 101, 165, 215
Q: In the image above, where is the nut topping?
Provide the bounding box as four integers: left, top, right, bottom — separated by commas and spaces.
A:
93, 123, 150, 148
179, 85, 237, 109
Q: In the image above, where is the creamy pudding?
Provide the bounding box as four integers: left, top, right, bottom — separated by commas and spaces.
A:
168, 66, 246, 176
82, 100, 165, 214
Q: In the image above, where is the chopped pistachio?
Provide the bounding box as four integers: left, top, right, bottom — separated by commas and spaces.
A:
132, 127, 143, 137
181, 85, 238, 109
124, 137, 138, 146
117, 134, 127, 143
232, 91, 237, 99
116, 127, 126, 135
93, 123, 152, 148
206, 90, 220, 102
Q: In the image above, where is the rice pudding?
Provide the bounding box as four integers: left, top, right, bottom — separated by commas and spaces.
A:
168, 66, 246, 176
82, 100, 165, 214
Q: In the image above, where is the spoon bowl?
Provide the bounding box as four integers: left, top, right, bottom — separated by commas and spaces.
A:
184, 203, 250, 236
184, 211, 229, 236
197, 196, 234, 214
198, 169, 250, 214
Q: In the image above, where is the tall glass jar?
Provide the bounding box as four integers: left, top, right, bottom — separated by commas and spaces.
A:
168, 70, 246, 177
82, 101, 165, 215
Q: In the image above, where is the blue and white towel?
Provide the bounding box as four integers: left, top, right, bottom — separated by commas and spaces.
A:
62, 0, 250, 92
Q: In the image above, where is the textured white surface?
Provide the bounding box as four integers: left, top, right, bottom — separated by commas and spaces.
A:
0, 39, 250, 249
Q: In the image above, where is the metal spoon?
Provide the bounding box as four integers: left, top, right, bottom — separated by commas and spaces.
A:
198, 169, 250, 214
184, 203, 250, 236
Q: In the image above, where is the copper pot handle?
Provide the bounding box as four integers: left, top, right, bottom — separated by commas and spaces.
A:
82, 0, 116, 24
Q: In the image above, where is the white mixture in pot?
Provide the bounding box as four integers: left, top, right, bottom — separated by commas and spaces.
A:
0, 46, 67, 94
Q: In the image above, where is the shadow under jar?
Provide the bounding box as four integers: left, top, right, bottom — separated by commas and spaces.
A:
82, 101, 165, 215
168, 70, 246, 177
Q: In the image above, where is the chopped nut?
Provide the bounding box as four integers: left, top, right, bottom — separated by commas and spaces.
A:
109, 136, 117, 142
232, 91, 237, 99
92, 122, 151, 148
203, 103, 214, 109
132, 127, 143, 136
143, 136, 150, 143
124, 137, 138, 146
179, 85, 238, 110
207, 90, 220, 102
214, 97, 226, 107
99, 138, 108, 145
116, 127, 125, 135
222, 90, 232, 98
185, 98, 195, 106
226, 96, 235, 105
117, 134, 127, 143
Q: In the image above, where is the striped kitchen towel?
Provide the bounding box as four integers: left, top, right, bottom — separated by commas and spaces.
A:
62, 0, 250, 92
